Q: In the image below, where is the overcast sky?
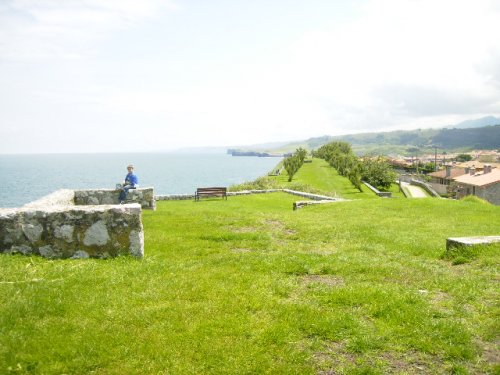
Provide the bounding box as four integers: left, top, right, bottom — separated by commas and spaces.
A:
1, 0, 500, 153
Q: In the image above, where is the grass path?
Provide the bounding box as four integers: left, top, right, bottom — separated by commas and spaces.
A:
278, 158, 404, 199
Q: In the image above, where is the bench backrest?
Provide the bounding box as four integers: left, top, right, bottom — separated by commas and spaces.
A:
197, 187, 227, 193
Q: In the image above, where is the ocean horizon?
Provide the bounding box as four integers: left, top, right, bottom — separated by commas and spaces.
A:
0, 152, 282, 208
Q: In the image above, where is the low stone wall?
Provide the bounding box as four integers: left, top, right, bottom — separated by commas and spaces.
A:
156, 189, 348, 211
0, 188, 147, 259
293, 200, 342, 210
362, 181, 392, 198
410, 179, 441, 198
282, 189, 341, 201
156, 189, 285, 201
156, 193, 195, 201
74, 187, 155, 210
23, 189, 76, 208
157, 189, 346, 202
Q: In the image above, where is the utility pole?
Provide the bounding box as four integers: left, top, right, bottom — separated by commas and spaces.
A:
434, 147, 437, 171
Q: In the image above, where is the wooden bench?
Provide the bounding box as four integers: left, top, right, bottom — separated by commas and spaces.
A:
195, 187, 227, 201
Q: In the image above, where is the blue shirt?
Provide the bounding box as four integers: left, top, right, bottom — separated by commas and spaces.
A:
125, 173, 138, 186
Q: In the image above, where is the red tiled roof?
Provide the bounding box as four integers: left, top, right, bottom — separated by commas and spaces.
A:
428, 168, 466, 179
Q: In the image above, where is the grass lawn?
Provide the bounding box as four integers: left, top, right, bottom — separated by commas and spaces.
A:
1, 169, 499, 373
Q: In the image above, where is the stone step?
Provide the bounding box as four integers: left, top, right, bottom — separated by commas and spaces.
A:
446, 236, 500, 252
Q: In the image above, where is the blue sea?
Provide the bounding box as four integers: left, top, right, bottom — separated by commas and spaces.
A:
0, 153, 282, 208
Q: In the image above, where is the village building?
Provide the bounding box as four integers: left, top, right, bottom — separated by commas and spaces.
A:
453, 165, 500, 205
427, 165, 466, 195
455, 160, 500, 171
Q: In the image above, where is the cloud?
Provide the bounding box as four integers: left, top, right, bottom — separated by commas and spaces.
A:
276, 0, 500, 130
0, 0, 179, 61
1, 0, 500, 153
373, 84, 500, 117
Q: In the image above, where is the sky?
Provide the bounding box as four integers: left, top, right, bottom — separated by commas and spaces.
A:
1, 0, 500, 154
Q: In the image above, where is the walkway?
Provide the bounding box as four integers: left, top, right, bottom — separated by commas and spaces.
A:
401, 182, 428, 198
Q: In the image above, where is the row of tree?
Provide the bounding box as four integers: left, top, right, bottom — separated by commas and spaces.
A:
313, 141, 396, 191
283, 148, 307, 182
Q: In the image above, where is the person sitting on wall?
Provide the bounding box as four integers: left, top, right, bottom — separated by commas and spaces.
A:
118, 164, 139, 203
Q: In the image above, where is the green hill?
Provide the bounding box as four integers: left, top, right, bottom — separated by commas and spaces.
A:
272, 125, 500, 156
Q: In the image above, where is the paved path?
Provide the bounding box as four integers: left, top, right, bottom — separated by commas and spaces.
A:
401, 182, 428, 198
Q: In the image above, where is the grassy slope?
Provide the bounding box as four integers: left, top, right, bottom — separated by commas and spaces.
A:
292, 159, 377, 199
269, 158, 403, 200
0, 170, 499, 374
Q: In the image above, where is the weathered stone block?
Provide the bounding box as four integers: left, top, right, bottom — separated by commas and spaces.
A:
84, 220, 110, 246
73, 188, 155, 210
22, 223, 43, 243
446, 236, 500, 253
0, 189, 146, 259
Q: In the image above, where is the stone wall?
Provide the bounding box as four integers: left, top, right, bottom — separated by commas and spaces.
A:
0, 188, 147, 259
74, 187, 156, 210
410, 179, 441, 197
156, 193, 195, 201
474, 183, 500, 205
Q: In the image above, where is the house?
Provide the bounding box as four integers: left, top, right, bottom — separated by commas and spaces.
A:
454, 165, 500, 205
428, 165, 466, 195
456, 161, 500, 171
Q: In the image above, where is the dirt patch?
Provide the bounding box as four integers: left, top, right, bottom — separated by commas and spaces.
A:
264, 219, 297, 235
430, 291, 450, 304
229, 226, 258, 233
477, 338, 500, 365
419, 289, 451, 306
313, 341, 356, 375
231, 248, 253, 253
313, 342, 440, 374
379, 351, 437, 374
300, 275, 344, 287
264, 219, 284, 228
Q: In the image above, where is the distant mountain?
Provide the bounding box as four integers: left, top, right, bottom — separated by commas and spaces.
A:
257, 125, 500, 156
432, 126, 500, 149
226, 116, 500, 157
454, 116, 500, 129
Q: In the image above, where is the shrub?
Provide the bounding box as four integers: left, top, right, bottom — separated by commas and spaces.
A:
361, 157, 397, 191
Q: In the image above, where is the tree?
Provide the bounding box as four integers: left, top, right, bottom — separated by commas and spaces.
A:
283, 156, 300, 182
420, 162, 436, 174
455, 153, 473, 162
295, 147, 308, 163
361, 157, 397, 191
283, 148, 307, 182
346, 156, 363, 192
